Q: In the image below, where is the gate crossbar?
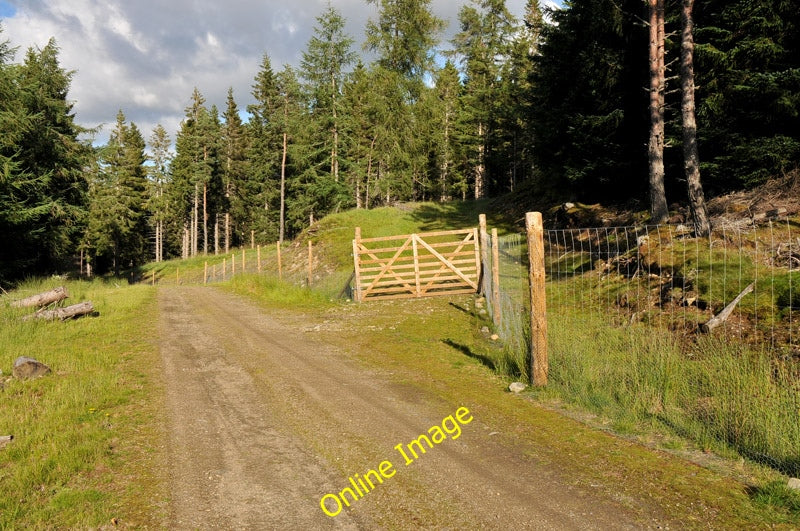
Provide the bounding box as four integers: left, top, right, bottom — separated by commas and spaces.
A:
353, 228, 480, 301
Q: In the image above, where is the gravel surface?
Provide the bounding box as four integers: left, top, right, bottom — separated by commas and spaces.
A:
158, 286, 658, 529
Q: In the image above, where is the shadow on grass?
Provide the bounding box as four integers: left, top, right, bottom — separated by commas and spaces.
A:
442, 338, 496, 372
448, 302, 473, 315
746, 481, 800, 521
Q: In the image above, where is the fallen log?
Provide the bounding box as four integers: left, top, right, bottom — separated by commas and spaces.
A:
10, 286, 68, 308
23, 301, 95, 321
700, 282, 755, 334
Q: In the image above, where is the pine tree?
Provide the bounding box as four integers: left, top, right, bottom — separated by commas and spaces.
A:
0, 28, 35, 284
648, 0, 669, 223
530, 0, 649, 201
693, 0, 800, 189
170, 89, 222, 256
9, 37, 89, 279
246, 55, 282, 241
274, 66, 308, 239
497, 0, 542, 192
300, 5, 356, 185
341, 61, 378, 208
86, 111, 148, 275
221, 87, 248, 253
680, 0, 710, 236
425, 60, 464, 201
365, 0, 445, 94
453, 0, 518, 198
148, 124, 171, 261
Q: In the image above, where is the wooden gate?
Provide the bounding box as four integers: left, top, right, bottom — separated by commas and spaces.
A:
352, 228, 481, 301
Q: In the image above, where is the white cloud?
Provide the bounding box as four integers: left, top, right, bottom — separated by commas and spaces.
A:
2, 0, 561, 145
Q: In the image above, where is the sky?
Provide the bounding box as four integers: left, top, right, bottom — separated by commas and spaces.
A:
1, 0, 561, 148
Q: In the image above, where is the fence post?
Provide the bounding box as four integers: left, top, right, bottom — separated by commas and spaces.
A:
152, 269, 155, 286
251, 230, 255, 250
307, 240, 313, 287
526, 212, 548, 386
478, 214, 488, 296
277, 241, 282, 279
491, 228, 502, 328
353, 227, 363, 302
204, 261, 208, 285
257, 245, 262, 272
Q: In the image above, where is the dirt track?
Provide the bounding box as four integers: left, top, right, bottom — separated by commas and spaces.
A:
157, 287, 664, 529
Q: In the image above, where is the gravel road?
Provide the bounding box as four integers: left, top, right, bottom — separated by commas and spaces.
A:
157, 286, 662, 529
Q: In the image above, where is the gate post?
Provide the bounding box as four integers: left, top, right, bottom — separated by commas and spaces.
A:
478, 214, 489, 296
353, 227, 363, 302
491, 228, 501, 328
526, 212, 548, 386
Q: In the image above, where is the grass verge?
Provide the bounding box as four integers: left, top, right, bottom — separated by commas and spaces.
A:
0, 279, 168, 528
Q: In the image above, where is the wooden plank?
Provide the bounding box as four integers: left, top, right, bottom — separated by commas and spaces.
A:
414, 235, 478, 289
358, 228, 473, 244
364, 288, 478, 301
361, 236, 413, 298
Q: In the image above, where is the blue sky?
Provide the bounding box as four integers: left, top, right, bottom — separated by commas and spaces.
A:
0, 1, 16, 18
1, 0, 562, 147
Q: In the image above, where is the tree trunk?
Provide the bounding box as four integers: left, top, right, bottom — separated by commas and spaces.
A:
11, 287, 68, 308
441, 107, 451, 202
474, 122, 486, 200
280, 131, 287, 244
332, 72, 340, 183
648, 0, 669, 224
214, 215, 219, 255
681, 0, 710, 237
24, 301, 95, 321
225, 212, 230, 253
192, 183, 199, 257
203, 183, 208, 255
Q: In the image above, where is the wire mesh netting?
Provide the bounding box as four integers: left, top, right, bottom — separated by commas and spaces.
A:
482, 221, 800, 477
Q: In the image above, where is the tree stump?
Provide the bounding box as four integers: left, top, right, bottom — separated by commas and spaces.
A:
12, 357, 51, 379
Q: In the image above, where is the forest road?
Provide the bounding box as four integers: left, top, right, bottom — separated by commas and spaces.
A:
157, 286, 660, 529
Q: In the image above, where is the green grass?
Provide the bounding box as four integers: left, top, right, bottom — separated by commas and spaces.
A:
0, 279, 167, 528
4, 202, 798, 526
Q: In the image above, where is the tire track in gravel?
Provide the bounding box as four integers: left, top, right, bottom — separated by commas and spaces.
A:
158, 286, 662, 529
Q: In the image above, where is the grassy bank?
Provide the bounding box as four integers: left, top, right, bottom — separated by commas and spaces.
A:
0, 280, 167, 528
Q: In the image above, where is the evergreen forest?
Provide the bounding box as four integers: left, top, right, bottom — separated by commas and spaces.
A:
1, 0, 798, 286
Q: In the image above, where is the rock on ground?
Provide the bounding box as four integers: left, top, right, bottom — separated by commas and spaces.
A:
509, 382, 527, 393
12, 357, 51, 379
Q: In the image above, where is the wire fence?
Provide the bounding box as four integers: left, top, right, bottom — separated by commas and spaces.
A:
143, 240, 316, 289
482, 220, 800, 477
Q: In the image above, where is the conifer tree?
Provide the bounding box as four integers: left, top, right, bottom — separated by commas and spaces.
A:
341, 61, 378, 208
693, 0, 800, 189
170, 88, 222, 256
221, 88, 248, 253
425, 60, 464, 201
300, 5, 356, 185
246, 55, 282, 241
86, 111, 148, 275
453, 0, 517, 198
10, 38, 89, 278
148, 124, 171, 261
365, 0, 444, 94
